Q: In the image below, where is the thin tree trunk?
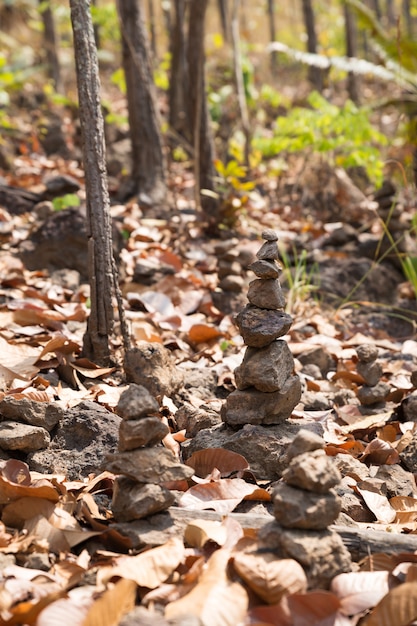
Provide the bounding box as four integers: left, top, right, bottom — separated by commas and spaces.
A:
301, 0, 324, 92
231, 0, 250, 166
267, 0, 278, 75
147, 0, 157, 60
69, 0, 115, 365
39, 0, 61, 92
169, 0, 188, 137
386, 0, 395, 27
402, 0, 413, 37
217, 0, 230, 42
117, 0, 167, 207
344, 2, 360, 104
187, 0, 218, 226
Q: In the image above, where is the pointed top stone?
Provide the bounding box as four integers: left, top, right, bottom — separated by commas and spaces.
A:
262, 229, 279, 241
256, 240, 279, 261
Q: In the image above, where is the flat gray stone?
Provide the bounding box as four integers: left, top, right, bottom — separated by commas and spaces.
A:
284, 430, 325, 462
124, 342, 183, 397
119, 417, 169, 451
248, 259, 280, 279
261, 229, 279, 241
0, 421, 50, 453
235, 305, 293, 348
247, 278, 286, 310
273, 483, 341, 529
112, 477, 175, 522
357, 381, 390, 405
282, 450, 341, 493
235, 340, 294, 392
116, 384, 160, 420
221, 375, 302, 426
0, 397, 63, 431
105, 447, 194, 483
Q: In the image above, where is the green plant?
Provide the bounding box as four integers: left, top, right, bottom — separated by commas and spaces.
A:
52, 194, 80, 211
279, 246, 319, 315
211, 158, 255, 229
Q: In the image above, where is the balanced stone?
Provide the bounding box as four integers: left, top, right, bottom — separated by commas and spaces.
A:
282, 449, 342, 494
273, 482, 341, 530
221, 376, 302, 426
106, 447, 194, 483
112, 476, 175, 521
248, 259, 281, 279
235, 340, 294, 392
285, 430, 325, 462
356, 344, 378, 363
247, 278, 286, 310
261, 229, 279, 241
256, 240, 279, 261
118, 417, 169, 451
116, 384, 160, 420
235, 305, 293, 348
357, 361, 382, 386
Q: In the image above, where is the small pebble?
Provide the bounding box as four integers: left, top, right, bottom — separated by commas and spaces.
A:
356, 344, 378, 363
262, 229, 279, 241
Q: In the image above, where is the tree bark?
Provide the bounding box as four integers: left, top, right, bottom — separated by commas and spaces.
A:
69, 0, 115, 365
187, 0, 218, 226
217, 0, 230, 42
231, 0, 250, 166
344, 2, 360, 104
117, 0, 167, 207
39, 0, 61, 92
267, 0, 278, 75
169, 0, 188, 137
147, 0, 157, 60
402, 0, 413, 37
301, 0, 324, 92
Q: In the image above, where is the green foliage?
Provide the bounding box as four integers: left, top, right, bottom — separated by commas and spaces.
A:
90, 2, 120, 47
52, 194, 80, 212
253, 92, 387, 186
213, 158, 255, 228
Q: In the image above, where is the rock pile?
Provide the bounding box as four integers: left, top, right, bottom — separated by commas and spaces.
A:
221, 229, 302, 426
106, 384, 193, 522
356, 344, 390, 406
259, 430, 352, 588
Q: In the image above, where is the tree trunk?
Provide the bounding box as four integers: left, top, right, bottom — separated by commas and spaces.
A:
386, 0, 395, 27
69, 0, 115, 365
301, 0, 324, 92
231, 0, 250, 166
267, 0, 278, 75
402, 0, 413, 37
117, 0, 167, 207
344, 2, 360, 104
91, 0, 101, 48
147, 0, 157, 60
169, 0, 188, 137
187, 0, 218, 227
217, 0, 230, 42
39, 0, 61, 92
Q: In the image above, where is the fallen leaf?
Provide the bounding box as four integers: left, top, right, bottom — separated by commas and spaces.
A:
185, 448, 250, 478
81, 578, 136, 626
331, 571, 390, 615
184, 520, 229, 548
188, 324, 224, 345
362, 581, 417, 626
179, 478, 270, 514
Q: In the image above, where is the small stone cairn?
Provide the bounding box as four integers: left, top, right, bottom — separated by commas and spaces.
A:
259, 430, 352, 588
356, 344, 390, 407
221, 229, 302, 426
106, 384, 193, 522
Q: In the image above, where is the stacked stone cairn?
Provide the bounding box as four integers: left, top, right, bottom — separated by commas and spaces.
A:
356, 344, 390, 407
221, 229, 302, 426
259, 430, 352, 588
106, 384, 194, 522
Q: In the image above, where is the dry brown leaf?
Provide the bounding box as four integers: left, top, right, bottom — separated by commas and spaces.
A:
185, 448, 250, 478
0, 460, 59, 504
2, 497, 56, 528
360, 439, 400, 465
288, 591, 348, 625
184, 520, 229, 548
390, 496, 417, 525
232, 550, 307, 604
165, 548, 248, 626
362, 581, 417, 626
97, 537, 184, 589
331, 571, 390, 615
35, 586, 96, 626
355, 486, 396, 524
188, 324, 224, 345
179, 478, 270, 514
81, 578, 136, 626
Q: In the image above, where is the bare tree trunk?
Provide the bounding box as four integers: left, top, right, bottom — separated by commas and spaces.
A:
169, 0, 188, 137
69, 0, 115, 365
386, 0, 395, 27
39, 0, 61, 92
187, 0, 218, 227
344, 2, 360, 104
217, 0, 230, 42
147, 0, 157, 60
231, 0, 250, 166
301, 0, 324, 92
267, 0, 278, 75
117, 0, 167, 207
91, 0, 100, 48
402, 0, 413, 37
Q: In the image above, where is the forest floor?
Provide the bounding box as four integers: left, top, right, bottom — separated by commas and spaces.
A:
0, 96, 417, 625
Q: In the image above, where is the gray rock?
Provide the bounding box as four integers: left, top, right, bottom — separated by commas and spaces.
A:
0, 421, 50, 453
357, 361, 382, 386
175, 404, 221, 438
182, 421, 324, 481
258, 522, 352, 589
234, 341, 294, 393
401, 392, 417, 421
116, 384, 160, 420
400, 432, 417, 474
297, 346, 334, 378
284, 430, 324, 462
261, 229, 279, 241
247, 279, 286, 310
119, 607, 172, 626
273, 483, 341, 529
375, 464, 417, 498
119, 417, 169, 451
124, 343, 184, 397
219, 275, 244, 292
27, 401, 121, 479
256, 240, 279, 261
333, 454, 370, 482
248, 259, 280, 279
301, 390, 333, 411
357, 381, 390, 405
235, 305, 293, 348
112, 477, 175, 522
0, 397, 63, 432
221, 375, 302, 426
356, 344, 378, 362
282, 450, 341, 493
105, 448, 194, 483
